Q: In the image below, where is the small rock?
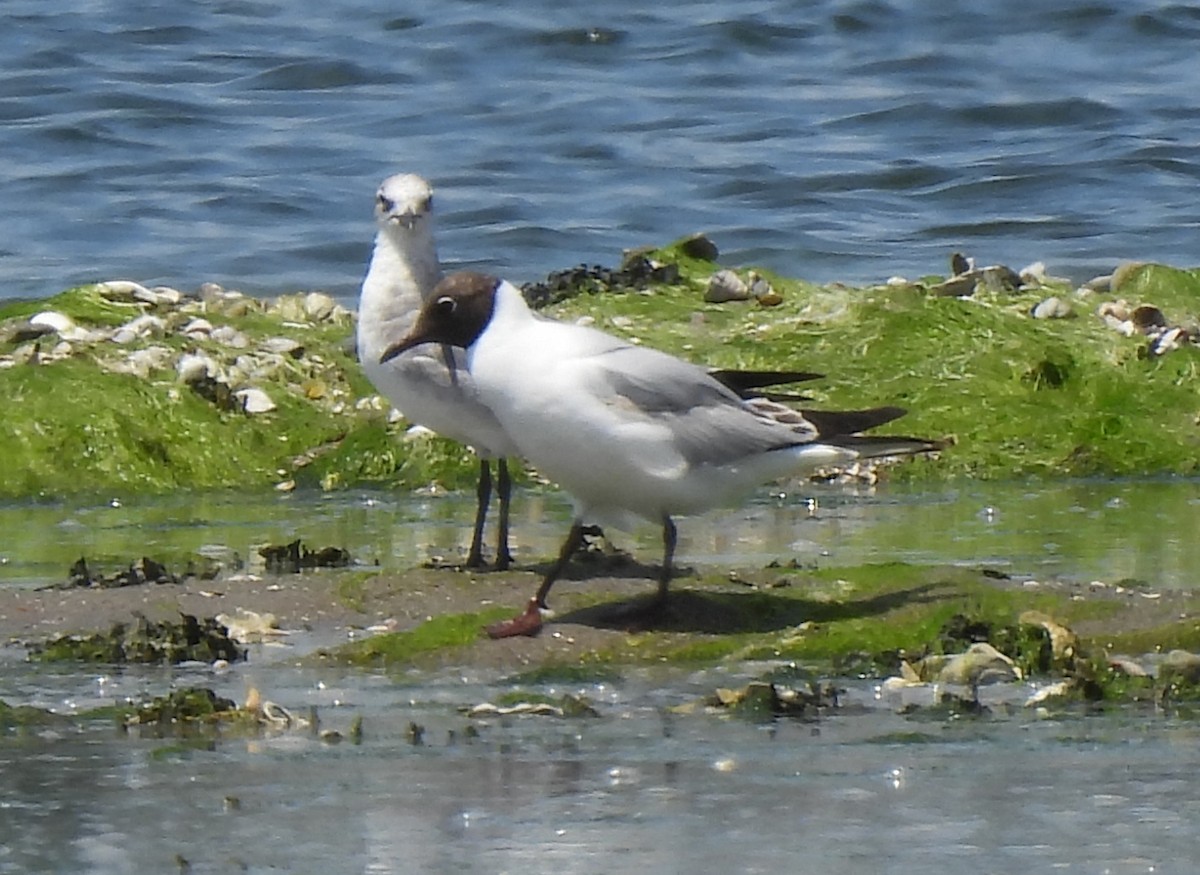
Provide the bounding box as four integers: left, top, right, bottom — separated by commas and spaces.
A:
303, 292, 337, 322
97, 280, 175, 306
926, 274, 978, 298
11, 342, 40, 365
1109, 261, 1146, 292
1158, 649, 1200, 685
262, 337, 305, 358
234, 387, 276, 414
200, 284, 258, 318
1018, 610, 1078, 661
1129, 305, 1166, 332
210, 325, 250, 349
748, 271, 780, 306
152, 286, 184, 306
1, 319, 57, 344
705, 269, 751, 303
1019, 261, 1046, 284
119, 346, 175, 378
225, 297, 258, 318
677, 233, 719, 262
926, 642, 1021, 686
215, 609, 287, 644
176, 352, 217, 384
29, 310, 77, 335
1031, 296, 1072, 319
115, 314, 167, 342
182, 317, 214, 337
980, 264, 1024, 292
270, 295, 306, 323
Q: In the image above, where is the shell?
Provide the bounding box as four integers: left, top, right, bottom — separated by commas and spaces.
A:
704, 269, 750, 303
176, 352, 217, 384
234, 387, 276, 414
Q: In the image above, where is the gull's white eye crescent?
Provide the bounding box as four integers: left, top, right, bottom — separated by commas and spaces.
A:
435, 295, 456, 316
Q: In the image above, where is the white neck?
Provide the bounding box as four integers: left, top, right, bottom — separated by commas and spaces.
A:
490, 279, 533, 328
359, 222, 442, 330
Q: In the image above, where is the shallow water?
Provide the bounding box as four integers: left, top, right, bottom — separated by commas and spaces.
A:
3, 0, 1200, 303
2, 477, 1197, 591
2, 478, 1199, 873
2, 657, 1198, 874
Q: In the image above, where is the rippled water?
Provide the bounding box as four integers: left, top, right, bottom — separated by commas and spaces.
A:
3, 658, 1199, 874
3, 478, 1199, 873
3, 0, 1200, 303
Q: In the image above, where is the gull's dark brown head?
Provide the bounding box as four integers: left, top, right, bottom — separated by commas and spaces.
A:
379, 271, 500, 363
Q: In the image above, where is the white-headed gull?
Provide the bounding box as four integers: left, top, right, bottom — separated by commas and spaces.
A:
357, 174, 520, 569
357, 174, 822, 569
382, 271, 944, 638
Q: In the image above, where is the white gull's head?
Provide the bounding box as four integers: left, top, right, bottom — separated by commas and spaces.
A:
374, 173, 434, 231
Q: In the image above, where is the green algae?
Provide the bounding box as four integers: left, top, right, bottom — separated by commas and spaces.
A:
2, 284, 139, 327
0, 699, 72, 733
5, 248, 1200, 499
327, 607, 513, 666
0, 284, 511, 499
315, 560, 1199, 709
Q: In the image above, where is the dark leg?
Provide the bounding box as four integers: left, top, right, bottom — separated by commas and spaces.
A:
655, 515, 677, 606
464, 460, 491, 569
534, 520, 586, 609
494, 458, 514, 570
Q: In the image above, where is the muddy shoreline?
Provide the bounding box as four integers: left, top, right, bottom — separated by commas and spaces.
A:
4, 554, 1196, 680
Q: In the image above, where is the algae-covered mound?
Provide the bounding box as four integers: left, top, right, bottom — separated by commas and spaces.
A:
2, 249, 1198, 498
0, 281, 484, 498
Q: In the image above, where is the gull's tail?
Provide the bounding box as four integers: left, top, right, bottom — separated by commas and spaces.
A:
709, 368, 824, 403
822, 432, 949, 459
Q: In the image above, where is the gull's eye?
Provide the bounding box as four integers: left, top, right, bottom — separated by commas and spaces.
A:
434, 295, 456, 317
377, 194, 394, 212
421, 194, 433, 213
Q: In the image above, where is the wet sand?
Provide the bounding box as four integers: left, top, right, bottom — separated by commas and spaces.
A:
0, 559, 701, 672
2, 556, 1195, 674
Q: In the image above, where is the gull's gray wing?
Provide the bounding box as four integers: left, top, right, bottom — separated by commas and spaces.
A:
378, 340, 472, 394
591, 345, 815, 467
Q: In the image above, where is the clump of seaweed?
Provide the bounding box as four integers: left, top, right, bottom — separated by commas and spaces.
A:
28, 612, 245, 664
258, 539, 352, 573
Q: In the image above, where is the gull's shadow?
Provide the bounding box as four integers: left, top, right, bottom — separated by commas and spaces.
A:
553, 581, 956, 636
527, 550, 688, 583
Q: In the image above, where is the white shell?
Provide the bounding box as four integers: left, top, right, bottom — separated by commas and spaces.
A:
234, 387, 276, 414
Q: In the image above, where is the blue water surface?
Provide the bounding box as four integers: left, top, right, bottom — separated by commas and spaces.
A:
2, 0, 1199, 302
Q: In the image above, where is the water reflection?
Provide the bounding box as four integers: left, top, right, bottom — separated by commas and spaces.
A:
4, 670, 1199, 874
2, 477, 1198, 590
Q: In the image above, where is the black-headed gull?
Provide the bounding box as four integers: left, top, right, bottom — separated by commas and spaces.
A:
358, 174, 823, 569
357, 174, 519, 569
382, 271, 944, 638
